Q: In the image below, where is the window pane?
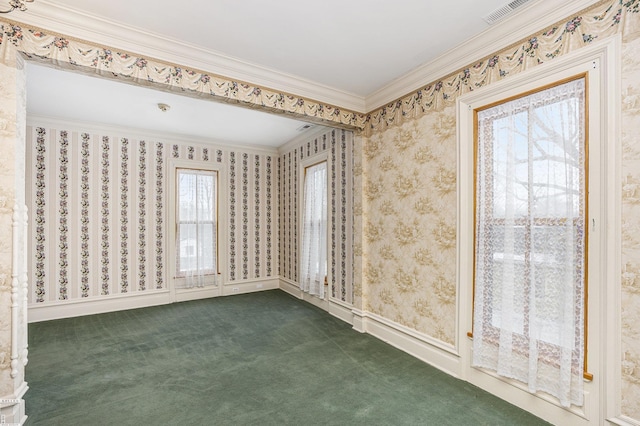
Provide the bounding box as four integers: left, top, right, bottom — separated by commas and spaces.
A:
300, 161, 328, 297
473, 78, 586, 402
176, 169, 217, 275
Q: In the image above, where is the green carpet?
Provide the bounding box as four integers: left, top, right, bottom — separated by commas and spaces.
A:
25, 290, 549, 425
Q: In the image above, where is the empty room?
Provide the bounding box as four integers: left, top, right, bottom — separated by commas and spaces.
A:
0, 0, 639, 424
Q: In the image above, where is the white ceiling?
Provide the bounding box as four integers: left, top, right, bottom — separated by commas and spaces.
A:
29, 0, 512, 97
15, 0, 583, 148
26, 63, 318, 148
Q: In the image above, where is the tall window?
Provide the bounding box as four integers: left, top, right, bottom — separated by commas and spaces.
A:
176, 169, 218, 288
300, 161, 327, 298
472, 78, 586, 407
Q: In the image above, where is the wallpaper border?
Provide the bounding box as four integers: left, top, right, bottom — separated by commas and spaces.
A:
0, 18, 365, 131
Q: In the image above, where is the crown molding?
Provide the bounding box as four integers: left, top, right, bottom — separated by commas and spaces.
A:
11, 0, 366, 113
364, 0, 599, 111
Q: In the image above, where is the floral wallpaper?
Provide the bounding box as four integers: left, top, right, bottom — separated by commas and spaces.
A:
621, 13, 640, 418
26, 126, 277, 305
358, 0, 640, 419
3, 0, 640, 421
279, 129, 355, 304
362, 114, 457, 344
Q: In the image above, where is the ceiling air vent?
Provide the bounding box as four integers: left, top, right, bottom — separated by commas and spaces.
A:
296, 124, 313, 132
483, 0, 532, 25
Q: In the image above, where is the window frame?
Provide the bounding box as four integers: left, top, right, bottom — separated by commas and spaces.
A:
175, 167, 220, 278
298, 153, 330, 297
470, 75, 590, 379
168, 158, 225, 291
457, 38, 621, 419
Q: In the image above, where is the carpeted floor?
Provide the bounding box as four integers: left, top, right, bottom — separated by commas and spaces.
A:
25, 290, 549, 425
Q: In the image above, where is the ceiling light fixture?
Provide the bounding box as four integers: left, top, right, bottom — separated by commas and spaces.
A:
0, 0, 34, 14
157, 103, 170, 112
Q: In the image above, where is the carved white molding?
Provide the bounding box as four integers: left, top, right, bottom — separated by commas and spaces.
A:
21, 204, 28, 366
10, 204, 20, 378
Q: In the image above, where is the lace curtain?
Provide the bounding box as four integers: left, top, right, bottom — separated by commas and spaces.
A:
472, 78, 586, 407
300, 161, 327, 298
176, 169, 219, 288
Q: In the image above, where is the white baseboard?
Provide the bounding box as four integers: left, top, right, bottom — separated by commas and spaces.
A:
279, 277, 462, 383
327, 299, 354, 325
222, 278, 279, 296
359, 311, 462, 378
467, 366, 593, 426
29, 278, 280, 322
607, 416, 640, 426
278, 279, 355, 325
28, 290, 172, 322
279, 278, 302, 298
174, 285, 221, 302
352, 308, 365, 333
282, 284, 463, 380
301, 292, 329, 311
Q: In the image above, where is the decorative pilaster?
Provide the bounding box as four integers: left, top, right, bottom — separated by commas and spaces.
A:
0, 40, 28, 425
20, 204, 28, 368
10, 205, 19, 379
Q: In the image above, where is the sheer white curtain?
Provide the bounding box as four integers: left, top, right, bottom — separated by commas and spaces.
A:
300, 162, 327, 298
472, 78, 586, 407
177, 169, 218, 288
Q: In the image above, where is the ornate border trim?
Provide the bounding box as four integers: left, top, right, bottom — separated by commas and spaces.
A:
364, 0, 631, 134
0, 19, 365, 130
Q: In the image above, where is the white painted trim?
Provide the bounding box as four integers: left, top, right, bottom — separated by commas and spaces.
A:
301, 292, 329, 311
607, 416, 640, 426
327, 300, 353, 325
351, 308, 365, 333
0, 381, 28, 426
221, 278, 280, 296
174, 285, 221, 303
16, 1, 366, 113
278, 279, 354, 325
10, 205, 21, 378
28, 290, 172, 322
365, 0, 599, 110
167, 158, 227, 298
28, 278, 282, 322
27, 115, 280, 155
223, 276, 280, 287
279, 277, 332, 311
360, 311, 461, 378
468, 366, 593, 425
601, 34, 623, 425
279, 278, 301, 298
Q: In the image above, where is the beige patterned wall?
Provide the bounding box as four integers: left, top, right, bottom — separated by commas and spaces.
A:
361, 0, 640, 418
621, 13, 640, 418
362, 113, 457, 344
